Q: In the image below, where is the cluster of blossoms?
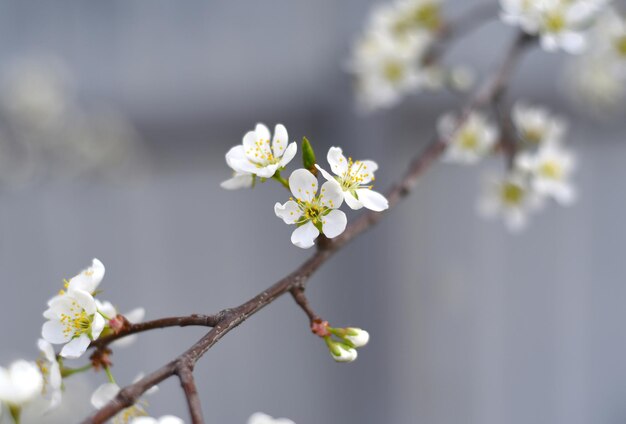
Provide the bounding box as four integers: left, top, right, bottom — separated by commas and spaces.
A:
500, 0, 609, 53
439, 103, 576, 231
0, 259, 186, 423
347, 0, 473, 111
567, 6, 626, 112
222, 123, 389, 248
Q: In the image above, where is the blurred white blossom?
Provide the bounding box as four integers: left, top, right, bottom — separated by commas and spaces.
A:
438, 111, 499, 164
478, 172, 543, 232
500, 0, 606, 53
36, 339, 63, 410
516, 142, 577, 205
512, 102, 566, 145
130, 416, 184, 424
0, 360, 44, 415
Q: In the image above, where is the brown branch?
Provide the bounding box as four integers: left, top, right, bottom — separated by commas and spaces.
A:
90, 314, 222, 350
290, 287, 320, 324
81, 31, 533, 424
177, 363, 204, 424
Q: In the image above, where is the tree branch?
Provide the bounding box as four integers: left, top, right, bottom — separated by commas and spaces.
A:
81, 31, 533, 424
177, 363, 204, 424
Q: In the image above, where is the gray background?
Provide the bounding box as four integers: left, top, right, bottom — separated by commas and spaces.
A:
0, 1, 625, 423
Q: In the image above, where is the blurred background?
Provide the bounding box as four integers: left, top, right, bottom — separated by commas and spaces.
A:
0, 0, 625, 423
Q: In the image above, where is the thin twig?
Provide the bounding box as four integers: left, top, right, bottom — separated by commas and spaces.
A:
82, 31, 533, 424
290, 287, 320, 324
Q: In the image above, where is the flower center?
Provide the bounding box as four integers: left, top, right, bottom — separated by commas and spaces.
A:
614, 35, 626, 58
60, 301, 93, 338
459, 130, 479, 150
539, 160, 562, 179
522, 126, 544, 144
339, 158, 373, 192
500, 182, 525, 205
383, 61, 405, 84
410, 3, 441, 31
245, 138, 279, 167
544, 12, 565, 33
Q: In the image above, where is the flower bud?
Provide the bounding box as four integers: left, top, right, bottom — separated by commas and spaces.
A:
301, 137, 317, 175
343, 328, 370, 348
325, 337, 358, 363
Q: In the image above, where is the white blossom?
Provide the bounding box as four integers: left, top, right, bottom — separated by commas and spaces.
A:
478, 172, 543, 232
274, 169, 347, 249
66, 258, 105, 295
512, 102, 567, 145
36, 339, 62, 410
316, 147, 388, 211
130, 416, 184, 424
91, 377, 158, 424
500, 0, 604, 53
224, 123, 296, 179
328, 341, 358, 363
516, 142, 577, 205
349, 29, 432, 111
42, 288, 105, 359
438, 111, 499, 164
248, 412, 295, 424
0, 360, 44, 408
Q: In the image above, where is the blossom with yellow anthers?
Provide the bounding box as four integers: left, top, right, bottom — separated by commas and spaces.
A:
275, 169, 347, 249
438, 111, 499, 165
91, 377, 159, 424
224, 123, 297, 181
516, 142, 577, 205
478, 173, 543, 232
500, 0, 605, 54
42, 286, 106, 359
316, 146, 389, 212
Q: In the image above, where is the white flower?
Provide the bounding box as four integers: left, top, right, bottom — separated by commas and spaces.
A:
274, 169, 347, 249
516, 142, 577, 205
438, 111, 499, 164
248, 412, 295, 424
0, 360, 44, 407
512, 102, 567, 145
316, 147, 388, 211
349, 30, 432, 111
343, 328, 370, 348
66, 258, 105, 295
224, 123, 297, 179
500, 0, 603, 54
91, 376, 158, 423
36, 339, 62, 410
478, 173, 543, 232
130, 416, 184, 424
42, 288, 106, 359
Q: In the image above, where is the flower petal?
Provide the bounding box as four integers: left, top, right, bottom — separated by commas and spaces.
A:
274, 201, 302, 224
255, 123, 271, 143
38, 339, 56, 362
356, 188, 389, 211
327, 146, 348, 176
221, 173, 253, 190
42, 320, 72, 344
278, 142, 297, 168
319, 180, 344, 209
60, 334, 91, 359
289, 169, 318, 202
322, 210, 347, 238
68, 258, 105, 294
315, 165, 336, 183
352, 160, 378, 184
255, 164, 279, 179
72, 289, 97, 315
272, 124, 288, 158
344, 191, 364, 210
91, 312, 106, 340
291, 222, 320, 249
90, 382, 120, 409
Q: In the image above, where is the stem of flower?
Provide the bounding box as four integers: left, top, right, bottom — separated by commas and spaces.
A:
103, 365, 116, 385
272, 171, 290, 190
9, 405, 21, 424
61, 363, 94, 378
